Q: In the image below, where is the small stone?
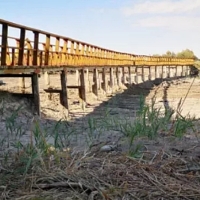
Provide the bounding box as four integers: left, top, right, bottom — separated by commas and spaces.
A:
100, 145, 117, 152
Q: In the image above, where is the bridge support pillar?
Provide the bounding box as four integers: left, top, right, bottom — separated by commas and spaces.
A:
116, 67, 122, 88
148, 67, 151, 80
142, 66, 145, 82
109, 68, 114, 92
128, 66, 132, 84
60, 70, 69, 110
161, 66, 164, 79
181, 66, 184, 76
167, 66, 170, 78
19, 76, 26, 93
75, 70, 79, 82
155, 66, 158, 79
134, 66, 138, 84
186, 66, 190, 76
31, 73, 40, 116
79, 69, 86, 110
175, 66, 177, 77
122, 67, 126, 84
92, 68, 99, 97
102, 67, 107, 93
44, 71, 50, 87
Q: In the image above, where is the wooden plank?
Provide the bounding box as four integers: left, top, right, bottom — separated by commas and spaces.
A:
44, 89, 61, 93
18, 28, 25, 65
44, 87, 85, 93
33, 32, 39, 66
31, 73, 40, 116
1, 23, 8, 65
60, 70, 68, 109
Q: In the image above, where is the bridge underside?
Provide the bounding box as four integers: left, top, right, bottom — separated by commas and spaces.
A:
0, 19, 195, 116
0, 64, 192, 116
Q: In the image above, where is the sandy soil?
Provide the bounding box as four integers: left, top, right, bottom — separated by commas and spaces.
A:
0, 71, 199, 155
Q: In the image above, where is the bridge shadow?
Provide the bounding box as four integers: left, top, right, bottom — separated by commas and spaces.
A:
0, 75, 191, 152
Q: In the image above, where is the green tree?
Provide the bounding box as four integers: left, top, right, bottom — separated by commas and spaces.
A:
176, 49, 197, 59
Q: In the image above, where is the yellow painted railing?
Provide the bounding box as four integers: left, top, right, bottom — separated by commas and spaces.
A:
0, 19, 194, 68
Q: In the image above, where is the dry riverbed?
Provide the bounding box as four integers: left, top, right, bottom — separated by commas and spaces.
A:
0, 74, 200, 199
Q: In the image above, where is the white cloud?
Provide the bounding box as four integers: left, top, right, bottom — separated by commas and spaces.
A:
122, 0, 200, 15
135, 16, 200, 30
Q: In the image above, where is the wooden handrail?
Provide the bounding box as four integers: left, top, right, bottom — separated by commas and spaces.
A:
0, 19, 195, 67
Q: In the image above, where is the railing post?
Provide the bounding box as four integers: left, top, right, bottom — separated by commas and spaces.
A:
18, 28, 25, 66
45, 34, 50, 65
1, 23, 8, 66
33, 32, 39, 66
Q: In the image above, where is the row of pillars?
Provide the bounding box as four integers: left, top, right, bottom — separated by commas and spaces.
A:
20, 65, 191, 116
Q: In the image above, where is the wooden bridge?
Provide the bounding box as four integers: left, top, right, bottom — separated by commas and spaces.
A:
0, 19, 195, 116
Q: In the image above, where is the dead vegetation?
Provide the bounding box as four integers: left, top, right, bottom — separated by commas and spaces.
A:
1, 77, 200, 199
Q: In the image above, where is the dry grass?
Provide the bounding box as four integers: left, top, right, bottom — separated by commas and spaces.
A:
1, 149, 200, 200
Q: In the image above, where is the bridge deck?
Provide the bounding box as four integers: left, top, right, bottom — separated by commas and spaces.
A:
0, 19, 194, 74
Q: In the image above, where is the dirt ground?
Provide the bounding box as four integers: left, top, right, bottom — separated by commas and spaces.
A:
0, 72, 199, 150
1, 72, 200, 199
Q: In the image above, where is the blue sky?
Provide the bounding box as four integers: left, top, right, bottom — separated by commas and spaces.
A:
1, 0, 200, 57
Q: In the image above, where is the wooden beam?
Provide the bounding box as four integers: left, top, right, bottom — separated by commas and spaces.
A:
155, 66, 157, 79
92, 68, 98, 96
44, 71, 50, 87
60, 70, 69, 109
0, 74, 32, 77
1, 23, 8, 65
33, 32, 39, 66
161, 66, 164, 79
45, 34, 50, 65
102, 67, 107, 93
18, 28, 25, 65
148, 67, 151, 80
79, 69, 86, 110
142, 66, 145, 82
109, 67, 114, 88
128, 66, 132, 84
19, 76, 25, 93
31, 73, 40, 116
122, 67, 126, 84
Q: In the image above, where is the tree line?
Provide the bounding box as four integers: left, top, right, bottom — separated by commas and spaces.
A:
153, 49, 198, 60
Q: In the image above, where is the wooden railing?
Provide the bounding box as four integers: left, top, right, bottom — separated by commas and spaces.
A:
0, 19, 195, 68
